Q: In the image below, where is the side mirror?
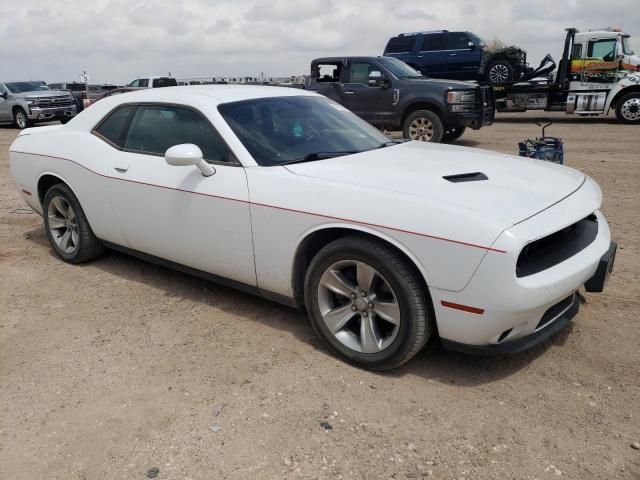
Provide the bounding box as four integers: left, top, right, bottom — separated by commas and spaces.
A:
165, 144, 215, 177
368, 70, 383, 87
0, 91, 7, 99
468, 41, 476, 50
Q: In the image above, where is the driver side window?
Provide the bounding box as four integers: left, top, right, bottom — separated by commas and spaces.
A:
347, 62, 376, 84
588, 39, 616, 59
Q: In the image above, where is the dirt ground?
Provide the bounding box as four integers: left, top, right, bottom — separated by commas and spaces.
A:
1, 112, 639, 480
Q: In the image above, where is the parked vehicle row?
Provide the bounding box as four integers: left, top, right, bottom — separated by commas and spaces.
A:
9, 86, 616, 370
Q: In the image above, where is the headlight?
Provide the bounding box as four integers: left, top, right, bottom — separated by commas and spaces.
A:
24, 97, 37, 105
446, 90, 475, 104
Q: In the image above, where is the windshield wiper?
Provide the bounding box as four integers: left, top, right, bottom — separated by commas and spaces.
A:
377, 141, 396, 149
280, 151, 358, 165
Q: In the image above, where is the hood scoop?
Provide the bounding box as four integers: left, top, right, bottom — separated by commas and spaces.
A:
443, 172, 488, 183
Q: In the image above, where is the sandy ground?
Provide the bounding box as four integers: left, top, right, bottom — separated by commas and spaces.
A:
1, 112, 639, 480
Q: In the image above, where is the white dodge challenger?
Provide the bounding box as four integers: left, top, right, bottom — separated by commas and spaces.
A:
9, 86, 616, 370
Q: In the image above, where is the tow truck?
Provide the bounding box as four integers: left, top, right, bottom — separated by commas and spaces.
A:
494, 28, 640, 123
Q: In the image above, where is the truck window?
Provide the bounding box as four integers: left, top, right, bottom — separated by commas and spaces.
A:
571, 44, 583, 59
588, 39, 616, 59
152, 78, 178, 88
139, 79, 149, 88
448, 33, 471, 50
315, 63, 342, 83
348, 62, 375, 84
419, 33, 447, 52
385, 36, 416, 54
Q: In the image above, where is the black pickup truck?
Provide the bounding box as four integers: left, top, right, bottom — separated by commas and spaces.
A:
306, 56, 495, 143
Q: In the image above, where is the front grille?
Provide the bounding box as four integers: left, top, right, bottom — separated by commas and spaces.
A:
32, 96, 74, 108
536, 293, 575, 330
516, 214, 598, 277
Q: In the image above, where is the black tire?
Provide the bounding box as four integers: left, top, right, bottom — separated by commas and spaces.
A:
13, 107, 31, 129
442, 126, 467, 143
304, 235, 433, 371
42, 183, 104, 263
402, 109, 445, 143
486, 59, 515, 84
615, 92, 640, 124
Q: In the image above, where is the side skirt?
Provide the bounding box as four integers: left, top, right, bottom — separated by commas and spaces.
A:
101, 241, 299, 309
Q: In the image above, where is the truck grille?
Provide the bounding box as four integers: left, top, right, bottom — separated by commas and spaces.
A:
516, 215, 598, 277
31, 96, 74, 108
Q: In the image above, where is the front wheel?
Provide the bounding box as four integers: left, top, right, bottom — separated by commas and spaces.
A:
13, 108, 31, 129
304, 235, 433, 371
615, 92, 640, 124
486, 59, 515, 84
43, 183, 104, 263
402, 110, 444, 143
442, 127, 467, 143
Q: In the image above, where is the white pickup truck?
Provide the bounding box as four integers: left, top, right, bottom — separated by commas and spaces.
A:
127, 76, 178, 88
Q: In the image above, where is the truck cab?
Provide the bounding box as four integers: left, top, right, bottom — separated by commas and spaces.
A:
307, 56, 494, 143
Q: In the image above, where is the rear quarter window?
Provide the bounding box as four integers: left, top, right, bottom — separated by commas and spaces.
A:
94, 105, 137, 148
385, 36, 416, 54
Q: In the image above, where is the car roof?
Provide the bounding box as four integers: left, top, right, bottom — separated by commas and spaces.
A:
67, 85, 320, 131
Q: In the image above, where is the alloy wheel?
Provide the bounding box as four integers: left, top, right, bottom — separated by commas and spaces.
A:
317, 260, 401, 353
408, 117, 434, 141
620, 97, 640, 121
16, 111, 27, 129
47, 196, 79, 254
489, 64, 510, 83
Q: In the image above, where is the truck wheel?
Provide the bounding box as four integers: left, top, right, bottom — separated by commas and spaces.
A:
403, 110, 444, 143
13, 108, 31, 129
615, 92, 640, 124
304, 235, 432, 371
442, 127, 467, 143
486, 60, 515, 84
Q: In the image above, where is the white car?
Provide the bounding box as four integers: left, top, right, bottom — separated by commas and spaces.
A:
9, 86, 616, 370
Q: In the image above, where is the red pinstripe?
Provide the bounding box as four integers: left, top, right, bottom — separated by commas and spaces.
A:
440, 301, 485, 315
11, 150, 507, 253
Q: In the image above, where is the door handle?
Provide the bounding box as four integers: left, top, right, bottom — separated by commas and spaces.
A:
449, 53, 457, 56
344, 90, 355, 95
417, 55, 423, 58
113, 163, 129, 173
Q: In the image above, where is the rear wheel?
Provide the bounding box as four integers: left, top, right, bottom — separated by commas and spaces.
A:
402, 110, 444, 143
43, 183, 104, 263
442, 127, 467, 143
486, 59, 515, 84
304, 235, 432, 371
615, 92, 640, 124
13, 108, 31, 129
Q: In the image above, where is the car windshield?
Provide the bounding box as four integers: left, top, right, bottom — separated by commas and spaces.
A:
218, 96, 393, 166
5, 81, 49, 93
621, 36, 634, 55
467, 32, 484, 46
379, 57, 424, 78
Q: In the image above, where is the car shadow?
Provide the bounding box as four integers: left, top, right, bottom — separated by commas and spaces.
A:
493, 115, 621, 125
25, 225, 573, 387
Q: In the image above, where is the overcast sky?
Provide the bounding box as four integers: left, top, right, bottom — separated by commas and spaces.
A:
1, 0, 638, 84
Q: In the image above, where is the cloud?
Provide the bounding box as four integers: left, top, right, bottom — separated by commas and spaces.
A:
0, 0, 637, 83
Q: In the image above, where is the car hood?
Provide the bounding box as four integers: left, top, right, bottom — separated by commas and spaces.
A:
402, 77, 476, 89
284, 141, 585, 227
19, 90, 71, 98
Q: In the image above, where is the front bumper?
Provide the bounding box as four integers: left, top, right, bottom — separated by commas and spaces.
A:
28, 105, 77, 121
431, 179, 613, 353
446, 86, 495, 129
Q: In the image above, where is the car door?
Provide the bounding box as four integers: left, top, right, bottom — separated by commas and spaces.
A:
0, 83, 12, 122
341, 60, 395, 125
93, 103, 256, 286
416, 33, 449, 77
446, 32, 482, 79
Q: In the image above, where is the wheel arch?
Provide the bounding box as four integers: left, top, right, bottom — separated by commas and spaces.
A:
608, 85, 640, 111
37, 173, 81, 210
400, 101, 445, 127
290, 224, 433, 310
